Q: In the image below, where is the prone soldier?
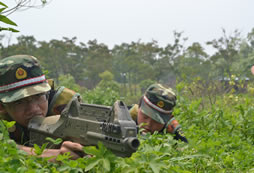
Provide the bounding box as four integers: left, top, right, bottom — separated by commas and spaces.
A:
0, 55, 84, 161
129, 83, 188, 143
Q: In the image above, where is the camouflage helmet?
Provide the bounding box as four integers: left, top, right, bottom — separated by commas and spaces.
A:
0, 55, 51, 103
140, 83, 176, 124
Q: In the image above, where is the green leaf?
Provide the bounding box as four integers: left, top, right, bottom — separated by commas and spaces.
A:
40, 143, 49, 153
0, 2, 7, 8
0, 15, 17, 26
32, 142, 48, 155
102, 158, 110, 172
0, 27, 19, 32
0, 8, 6, 13
8, 27, 19, 32
5, 121, 16, 129
56, 152, 72, 161
33, 144, 42, 155
41, 0, 47, 4
46, 137, 63, 145
85, 157, 101, 171
68, 160, 78, 167
149, 160, 166, 173
97, 142, 107, 154
83, 146, 100, 156
57, 165, 70, 172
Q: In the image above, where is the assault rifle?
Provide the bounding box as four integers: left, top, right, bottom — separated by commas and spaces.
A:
28, 98, 140, 157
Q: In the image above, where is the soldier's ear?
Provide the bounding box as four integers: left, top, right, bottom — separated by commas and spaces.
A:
0, 103, 7, 114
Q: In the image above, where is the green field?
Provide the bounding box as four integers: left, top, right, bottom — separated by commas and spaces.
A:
1, 82, 254, 173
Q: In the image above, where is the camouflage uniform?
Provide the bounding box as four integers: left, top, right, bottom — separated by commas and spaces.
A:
0, 55, 80, 144
129, 83, 188, 143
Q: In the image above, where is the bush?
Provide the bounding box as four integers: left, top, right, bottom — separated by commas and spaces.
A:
2, 83, 254, 172
57, 73, 85, 93
82, 86, 120, 106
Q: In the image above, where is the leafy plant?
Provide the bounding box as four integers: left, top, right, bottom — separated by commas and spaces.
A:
1, 83, 254, 172
0, 2, 18, 32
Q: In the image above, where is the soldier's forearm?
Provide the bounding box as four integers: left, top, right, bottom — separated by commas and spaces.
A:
18, 144, 60, 161
18, 141, 84, 162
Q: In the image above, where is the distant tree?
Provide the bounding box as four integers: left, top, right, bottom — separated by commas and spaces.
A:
157, 31, 187, 82
82, 71, 120, 106
175, 42, 210, 81
207, 29, 243, 78
37, 37, 86, 83
139, 79, 156, 94
83, 39, 113, 89
98, 70, 120, 92
57, 73, 83, 93
235, 28, 254, 78
6, 35, 37, 55
185, 42, 208, 60
99, 70, 114, 81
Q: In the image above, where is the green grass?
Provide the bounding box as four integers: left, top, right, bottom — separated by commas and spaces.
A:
1, 89, 254, 172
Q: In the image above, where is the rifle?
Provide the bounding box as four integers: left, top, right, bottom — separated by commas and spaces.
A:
28, 98, 140, 157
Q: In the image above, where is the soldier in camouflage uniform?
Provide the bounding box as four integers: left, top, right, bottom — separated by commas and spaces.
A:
0, 55, 84, 161
129, 83, 188, 143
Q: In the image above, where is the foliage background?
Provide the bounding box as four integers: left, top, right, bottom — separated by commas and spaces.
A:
1, 83, 254, 172
0, 1, 254, 172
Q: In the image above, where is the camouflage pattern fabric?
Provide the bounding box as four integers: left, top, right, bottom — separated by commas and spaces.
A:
1, 78, 80, 145
0, 55, 81, 145
129, 103, 181, 134
129, 104, 139, 122
0, 55, 51, 103
48, 86, 81, 115
140, 83, 176, 124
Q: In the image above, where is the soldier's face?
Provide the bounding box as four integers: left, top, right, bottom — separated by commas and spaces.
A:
137, 108, 164, 134
2, 93, 48, 127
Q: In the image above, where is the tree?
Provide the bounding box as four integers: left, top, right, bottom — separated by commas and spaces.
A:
175, 42, 210, 81
37, 37, 86, 83
156, 31, 187, 83
6, 35, 37, 55
207, 29, 243, 78
0, 1, 49, 59
83, 39, 113, 89
112, 41, 157, 96
234, 28, 254, 78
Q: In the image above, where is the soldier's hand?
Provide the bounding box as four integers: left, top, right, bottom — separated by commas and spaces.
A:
59, 141, 85, 160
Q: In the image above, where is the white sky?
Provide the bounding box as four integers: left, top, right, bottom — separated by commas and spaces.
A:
2, 0, 254, 54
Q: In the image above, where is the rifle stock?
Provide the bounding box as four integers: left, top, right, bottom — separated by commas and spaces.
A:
28, 98, 140, 157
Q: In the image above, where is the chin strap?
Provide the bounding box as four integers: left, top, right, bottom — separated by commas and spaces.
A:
159, 115, 175, 133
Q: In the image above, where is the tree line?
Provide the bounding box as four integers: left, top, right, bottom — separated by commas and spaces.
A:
0, 28, 254, 95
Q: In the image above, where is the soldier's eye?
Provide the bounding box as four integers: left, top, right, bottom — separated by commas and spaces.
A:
35, 93, 44, 97
13, 100, 25, 106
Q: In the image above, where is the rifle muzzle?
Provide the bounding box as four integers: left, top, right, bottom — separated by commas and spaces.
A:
126, 137, 140, 151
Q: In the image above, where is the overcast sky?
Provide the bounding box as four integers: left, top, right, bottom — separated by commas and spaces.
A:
2, 0, 254, 54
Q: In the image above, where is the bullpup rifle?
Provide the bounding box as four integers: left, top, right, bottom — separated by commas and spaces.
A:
28, 98, 140, 157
